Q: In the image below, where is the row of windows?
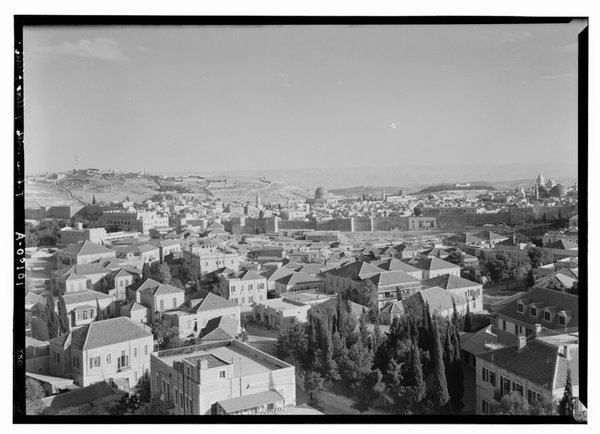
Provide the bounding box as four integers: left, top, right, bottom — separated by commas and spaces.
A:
517, 303, 566, 325
482, 367, 542, 404
158, 298, 180, 311
76, 309, 95, 321
230, 283, 265, 293
87, 346, 148, 369
231, 295, 263, 304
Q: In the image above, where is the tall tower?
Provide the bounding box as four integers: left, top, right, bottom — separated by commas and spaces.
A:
256, 191, 261, 208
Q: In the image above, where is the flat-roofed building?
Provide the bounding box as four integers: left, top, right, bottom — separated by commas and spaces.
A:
150, 340, 296, 415
253, 297, 311, 330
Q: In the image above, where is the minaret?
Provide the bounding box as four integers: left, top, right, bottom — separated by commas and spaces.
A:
256, 191, 261, 208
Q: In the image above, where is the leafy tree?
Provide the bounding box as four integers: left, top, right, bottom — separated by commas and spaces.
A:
446, 251, 464, 267
558, 365, 575, 416
96, 297, 105, 321
414, 207, 423, 217
430, 317, 450, 409
491, 391, 532, 415
142, 262, 152, 280
527, 247, 552, 269
304, 370, 325, 405
26, 378, 45, 415
569, 281, 579, 296
152, 318, 182, 350
57, 292, 70, 335
483, 254, 513, 283
151, 262, 172, 284
526, 269, 536, 288
353, 369, 385, 413
342, 339, 374, 389
274, 321, 308, 367
45, 291, 59, 340
136, 372, 152, 403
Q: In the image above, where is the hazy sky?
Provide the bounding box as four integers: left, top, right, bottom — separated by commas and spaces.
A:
23, 22, 583, 175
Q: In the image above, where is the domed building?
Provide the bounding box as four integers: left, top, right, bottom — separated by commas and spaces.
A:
315, 186, 329, 199
546, 179, 558, 189
549, 184, 568, 198
307, 185, 334, 208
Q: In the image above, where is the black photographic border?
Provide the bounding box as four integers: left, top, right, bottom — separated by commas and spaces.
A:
13, 14, 588, 424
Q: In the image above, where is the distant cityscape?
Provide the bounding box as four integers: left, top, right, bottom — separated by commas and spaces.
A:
22, 167, 582, 418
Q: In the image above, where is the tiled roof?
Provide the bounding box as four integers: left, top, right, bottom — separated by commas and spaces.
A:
260, 266, 295, 282
370, 258, 420, 273
477, 340, 574, 389
216, 390, 284, 414
190, 290, 237, 312
129, 278, 184, 296
366, 271, 421, 288
415, 286, 467, 312
275, 271, 323, 286
55, 263, 109, 277
422, 274, 481, 290
200, 315, 238, 340
60, 241, 114, 257
40, 381, 124, 414
546, 240, 578, 250
324, 260, 384, 280
63, 290, 112, 307
67, 317, 152, 350
418, 257, 460, 271
495, 287, 578, 330
394, 243, 419, 252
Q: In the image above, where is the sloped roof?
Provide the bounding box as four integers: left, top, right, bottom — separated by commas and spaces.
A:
297, 264, 323, 275
64, 273, 88, 281
495, 287, 578, 329
418, 257, 460, 272
394, 243, 419, 252
546, 239, 578, 250
129, 278, 184, 297
370, 258, 420, 273
422, 274, 481, 290
415, 286, 467, 312
63, 290, 112, 307
260, 266, 296, 282
282, 261, 303, 270
460, 325, 504, 355
275, 271, 324, 286
324, 260, 385, 280
200, 315, 238, 340
216, 390, 284, 414
40, 381, 124, 414
477, 340, 574, 389
55, 263, 109, 278
189, 290, 237, 312
59, 240, 114, 257
55, 317, 153, 350
366, 271, 421, 288
121, 301, 146, 313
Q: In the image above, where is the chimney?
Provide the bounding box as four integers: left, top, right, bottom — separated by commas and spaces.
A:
562, 345, 570, 360
517, 335, 527, 351
198, 358, 208, 370
534, 323, 542, 336
77, 222, 83, 230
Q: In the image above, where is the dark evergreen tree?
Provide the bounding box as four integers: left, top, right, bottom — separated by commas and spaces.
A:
558, 365, 575, 416
526, 269, 536, 288
443, 321, 455, 371
142, 262, 151, 280
45, 291, 59, 340
57, 292, 70, 335
431, 317, 450, 409
408, 339, 426, 404
464, 304, 472, 333
448, 327, 465, 413
92, 195, 97, 205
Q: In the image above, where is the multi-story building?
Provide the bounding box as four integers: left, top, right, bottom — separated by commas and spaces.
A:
126, 278, 185, 324
253, 297, 311, 330
161, 291, 241, 339
421, 274, 483, 312
56, 241, 117, 266
273, 272, 325, 296
102, 209, 169, 235
150, 340, 296, 415
492, 287, 578, 346
476, 332, 579, 415
218, 270, 267, 315
147, 239, 182, 262
48, 317, 154, 389
60, 223, 107, 245
183, 245, 241, 276
417, 257, 461, 280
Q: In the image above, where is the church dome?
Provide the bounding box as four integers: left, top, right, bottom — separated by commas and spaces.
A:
550, 184, 568, 197
315, 186, 328, 199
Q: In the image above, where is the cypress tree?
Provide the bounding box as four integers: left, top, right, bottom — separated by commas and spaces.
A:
558, 365, 575, 416
96, 298, 105, 321
92, 195, 97, 205
443, 321, 454, 371
57, 292, 70, 335
464, 304, 472, 332
448, 327, 465, 413
45, 291, 59, 340
451, 298, 460, 331
431, 317, 450, 409
410, 339, 426, 404
142, 262, 151, 280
